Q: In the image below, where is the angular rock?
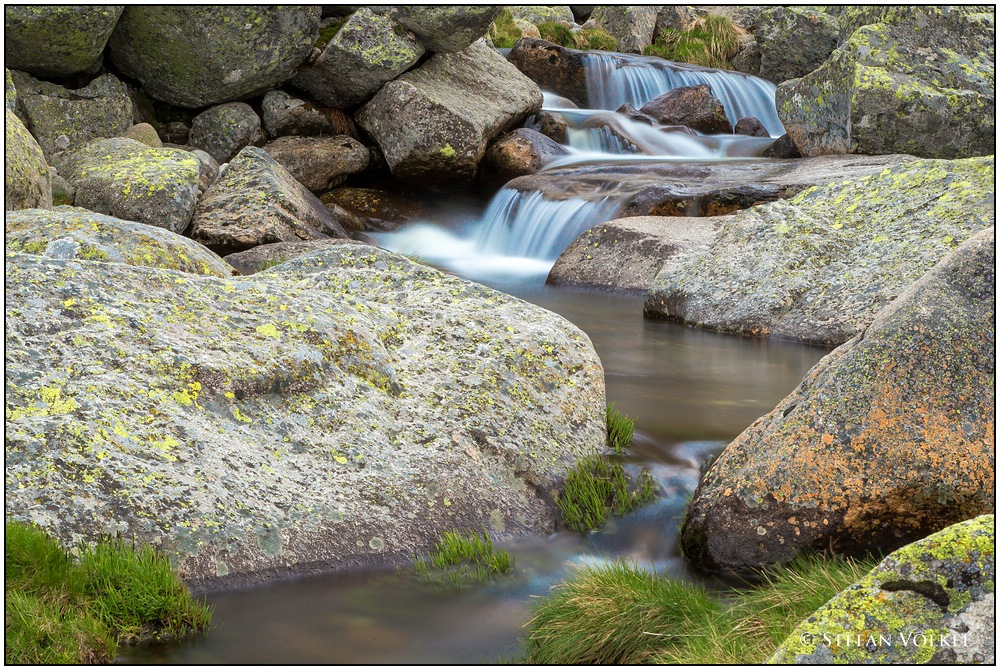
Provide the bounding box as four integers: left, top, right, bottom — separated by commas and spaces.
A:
583, 6, 657, 54
5, 68, 16, 111
534, 111, 570, 143
222, 238, 364, 275
762, 133, 801, 158
734, 116, 769, 137
292, 8, 424, 109
60, 138, 200, 235
320, 187, 428, 233
645, 156, 994, 345
262, 135, 369, 194
4, 244, 606, 589
754, 7, 839, 84
547, 216, 723, 293
653, 6, 694, 36
615, 103, 656, 125
380, 6, 503, 53
261, 90, 338, 138
107, 6, 320, 108
189, 103, 264, 164
356, 41, 542, 187
639, 84, 733, 134
507, 38, 590, 108
481, 128, 569, 192
5, 108, 52, 211
510, 6, 576, 26
776, 7, 995, 158
729, 34, 761, 76
189, 146, 349, 255
679, 228, 995, 576
10, 71, 133, 166
4, 6, 124, 77
5, 206, 235, 276
771, 516, 995, 664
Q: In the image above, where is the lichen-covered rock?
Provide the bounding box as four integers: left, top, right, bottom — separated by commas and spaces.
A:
60, 138, 200, 235
292, 8, 424, 109
379, 6, 503, 53
4, 6, 123, 77
189, 103, 264, 164
262, 136, 370, 194
5, 108, 52, 211
10, 71, 133, 166
4, 244, 606, 589
122, 123, 162, 148
770, 515, 995, 664
189, 146, 349, 255
356, 40, 542, 187
639, 85, 733, 134
509, 6, 576, 26
776, 6, 995, 158
507, 38, 590, 108
6, 67, 17, 111
583, 6, 657, 54
679, 228, 995, 576
50, 174, 74, 207
107, 6, 320, 108
645, 156, 994, 345
754, 7, 839, 84
481, 128, 569, 192
261, 90, 338, 138
5, 206, 235, 277
222, 238, 365, 275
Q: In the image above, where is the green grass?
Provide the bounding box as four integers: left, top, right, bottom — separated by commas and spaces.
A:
579, 27, 618, 51
643, 13, 747, 68
524, 552, 875, 664
556, 456, 658, 532
412, 528, 513, 587
536, 21, 579, 48
606, 402, 634, 454
488, 8, 522, 49
5, 520, 212, 664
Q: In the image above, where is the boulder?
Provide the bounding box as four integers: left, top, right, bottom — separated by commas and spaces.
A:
534, 111, 570, 143
60, 138, 200, 235
49, 174, 74, 207
776, 7, 995, 159
615, 103, 657, 125
583, 6, 657, 54
122, 122, 161, 148
189, 146, 349, 255
356, 40, 542, 187
5, 68, 16, 111
653, 6, 694, 37
507, 38, 590, 108
509, 6, 576, 26
771, 515, 995, 664
5, 206, 235, 277
4, 244, 606, 590
679, 227, 995, 576
379, 6, 503, 53
222, 238, 364, 275
4, 6, 124, 77
189, 103, 264, 164
320, 187, 427, 233
547, 216, 723, 293
729, 34, 761, 76
639, 84, 733, 134
734, 116, 769, 137
645, 156, 994, 345
261, 90, 338, 138
107, 6, 320, 108
754, 7, 839, 84
762, 133, 801, 159
291, 8, 424, 109
481, 128, 569, 192
5, 108, 52, 211
9, 71, 133, 166
262, 135, 370, 194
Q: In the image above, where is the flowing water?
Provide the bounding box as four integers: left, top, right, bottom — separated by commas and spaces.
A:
125, 53, 827, 664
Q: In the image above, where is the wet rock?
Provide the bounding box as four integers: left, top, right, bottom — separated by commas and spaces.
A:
107, 6, 320, 108
639, 84, 733, 134
481, 128, 569, 192
762, 133, 801, 159
615, 103, 656, 125
772, 515, 995, 664
222, 238, 365, 275
777, 6, 995, 159
4, 6, 124, 77
320, 187, 428, 233
122, 122, 161, 148
189, 103, 264, 165
10, 70, 133, 166
645, 156, 994, 345
754, 7, 839, 84
189, 146, 349, 255
6, 206, 235, 276
535, 111, 570, 143
5, 108, 52, 211
291, 8, 424, 109
679, 227, 995, 576
261, 90, 337, 138
5, 243, 606, 589
262, 135, 369, 194
356, 40, 542, 187
583, 6, 657, 54
380, 6, 503, 53
734, 116, 769, 137
548, 216, 723, 293
507, 38, 590, 108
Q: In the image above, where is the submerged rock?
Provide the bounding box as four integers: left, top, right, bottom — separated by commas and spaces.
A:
5, 108, 52, 211
771, 515, 995, 664
5, 244, 606, 589
680, 228, 995, 576
4, 5, 124, 78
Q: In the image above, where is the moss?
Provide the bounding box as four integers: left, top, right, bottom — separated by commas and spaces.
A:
488, 8, 521, 49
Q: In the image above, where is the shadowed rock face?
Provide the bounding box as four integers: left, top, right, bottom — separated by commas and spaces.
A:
679, 228, 995, 577
4, 6, 124, 77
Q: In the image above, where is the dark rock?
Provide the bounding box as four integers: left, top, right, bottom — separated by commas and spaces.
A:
762, 133, 801, 158
189, 103, 264, 165
261, 90, 337, 138
320, 187, 429, 233
507, 38, 590, 108
733, 116, 769, 137
639, 84, 733, 134
480, 128, 569, 192
4, 6, 124, 78
615, 103, 656, 125
262, 135, 369, 194
534, 111, 570, 143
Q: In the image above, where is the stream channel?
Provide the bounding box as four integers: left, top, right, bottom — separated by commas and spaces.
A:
127, 51, 832, 664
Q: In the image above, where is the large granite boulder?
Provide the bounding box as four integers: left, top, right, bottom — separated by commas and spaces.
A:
4, 6, 124, 77
60, 138, 200, 234
753, 7, 839, 84
291, 8, 424, 109
356, 40, 542, 187
107, 6, 320, 108
262, 135, 370, 194
6, 206, 235, 277
507, 38, 590, 108
645, 156, 994, 345
639, 85, 733, 134
5, 108, 52, 211
378, 6, 503, 53
480, 128, 569, 192
189, 103, 264, 165
776, 6, 994, 158
5, 244, 606, 589
679, 228, 995, 576
771, 515, 995, 664
189, 146, 349, 255
583, 6, 657, 54
9, 71, 133, 166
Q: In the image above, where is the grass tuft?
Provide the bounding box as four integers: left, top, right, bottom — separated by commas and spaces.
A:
488, 9, 522, 49
413, 528, 513, 587
606, 402, 634, 454
556, 456, 658, 532
579, 27, 619, 51
644, 12, 747, 68
536, 21, 580, 48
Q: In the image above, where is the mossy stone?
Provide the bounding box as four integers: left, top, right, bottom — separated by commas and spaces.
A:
4, 6, 124, 77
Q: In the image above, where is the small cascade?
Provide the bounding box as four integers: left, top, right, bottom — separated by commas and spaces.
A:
583, 52, 784, 136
